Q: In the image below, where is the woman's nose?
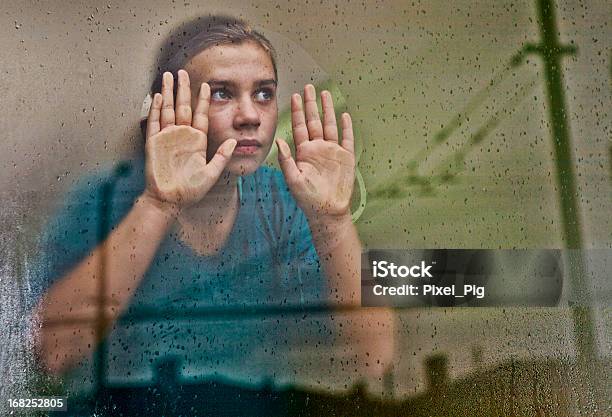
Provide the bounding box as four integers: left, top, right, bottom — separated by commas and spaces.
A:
233, 96, 261, 129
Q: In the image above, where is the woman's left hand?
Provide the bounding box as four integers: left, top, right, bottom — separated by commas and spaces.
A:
277, 84, 355, 225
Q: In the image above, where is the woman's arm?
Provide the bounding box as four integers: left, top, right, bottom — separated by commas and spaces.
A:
35, 71, 236, 375
309, 214, 395, 380
277, 84, 395, 379
35, 194, 176, 374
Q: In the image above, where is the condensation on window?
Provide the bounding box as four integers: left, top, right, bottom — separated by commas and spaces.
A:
0, 1, 609, 416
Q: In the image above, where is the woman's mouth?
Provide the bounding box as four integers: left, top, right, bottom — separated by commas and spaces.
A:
233, 139, 261, 155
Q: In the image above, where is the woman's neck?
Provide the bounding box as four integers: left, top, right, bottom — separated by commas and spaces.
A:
174, 171, 241, 256
180, 171, 240, 224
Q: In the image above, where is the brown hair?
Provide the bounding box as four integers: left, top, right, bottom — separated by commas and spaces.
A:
139, 15, 277, 137
149, 15, 277, 95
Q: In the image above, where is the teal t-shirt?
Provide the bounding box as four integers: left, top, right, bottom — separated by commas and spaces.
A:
31, 159, 331, 395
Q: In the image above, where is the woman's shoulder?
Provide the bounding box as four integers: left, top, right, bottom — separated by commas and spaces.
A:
42, 158, 145, 245
63, 159, 145, 204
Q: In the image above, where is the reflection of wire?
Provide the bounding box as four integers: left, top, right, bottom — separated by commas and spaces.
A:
367, 53, 539, 203
406, 61, 517, 178
95, 161, 132, 392
430, 75, 538, 183
43, 303, 368, 327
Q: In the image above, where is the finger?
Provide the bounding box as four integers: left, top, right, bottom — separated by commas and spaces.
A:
304, 84, 324, 140
175, 70, 192, 126
146, 93, 162, 140
205, 139, 237, 179
341, 113, 355, 154
160, 72, 175, 128
193, 83, 210, 136
291, 93, 309, 147
276, 138, 302, 187
321, 90, 338, 143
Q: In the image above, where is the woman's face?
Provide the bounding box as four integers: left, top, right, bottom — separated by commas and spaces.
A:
185, 41, 278, 176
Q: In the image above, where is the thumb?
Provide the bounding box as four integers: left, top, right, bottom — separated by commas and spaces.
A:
276, 138, 302, 186
204, 138, 237, 181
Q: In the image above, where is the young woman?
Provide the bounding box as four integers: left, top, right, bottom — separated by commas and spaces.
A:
33, 15, 392, 401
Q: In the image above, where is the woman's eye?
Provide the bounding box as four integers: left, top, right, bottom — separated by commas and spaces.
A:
254, 89, 274, 102
211, 89, 231, 101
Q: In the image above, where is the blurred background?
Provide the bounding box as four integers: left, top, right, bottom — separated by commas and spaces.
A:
1, 0, 610, 415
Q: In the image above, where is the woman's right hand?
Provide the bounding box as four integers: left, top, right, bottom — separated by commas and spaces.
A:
142, 70, 237, 214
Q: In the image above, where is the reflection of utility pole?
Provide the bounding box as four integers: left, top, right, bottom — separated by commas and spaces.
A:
382, 365, 394, 399
516, 0, 599, 413
94, 162, 131, 394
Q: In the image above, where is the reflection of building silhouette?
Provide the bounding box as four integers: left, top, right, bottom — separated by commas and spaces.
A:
60, 352, 602, 417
